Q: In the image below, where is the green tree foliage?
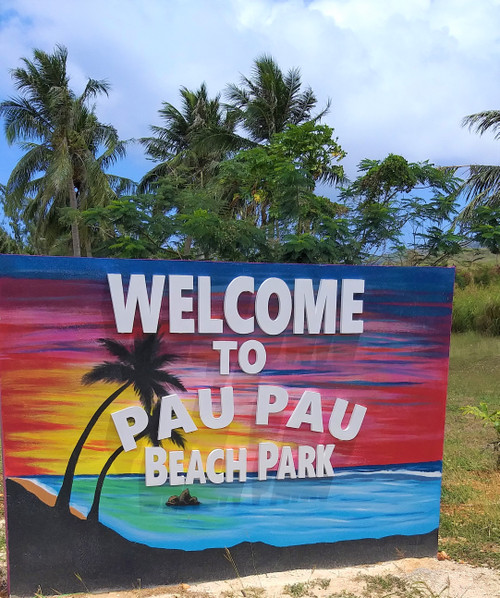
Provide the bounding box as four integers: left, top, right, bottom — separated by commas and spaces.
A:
470, 206, 500, 255
91, 121, 348, 263
81, 193, 178, 259
342, 154, 463, 264
140, 83, 240, 192
226, 55, 330, 143
467, 206, 500, 256
0, 45, 129, 256
175, 122, 347, 262
1, 50, 472, 265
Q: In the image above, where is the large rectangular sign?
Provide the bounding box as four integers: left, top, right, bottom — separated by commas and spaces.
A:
0, 255, 454, 596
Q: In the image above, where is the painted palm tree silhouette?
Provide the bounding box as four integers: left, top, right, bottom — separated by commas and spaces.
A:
87, 401, 185, 522
55, 334, 186, 512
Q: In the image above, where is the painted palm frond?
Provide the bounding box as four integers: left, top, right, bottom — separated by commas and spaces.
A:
97, 337, 133, 361
56, 333, 185, 512
81, 362, 133, 386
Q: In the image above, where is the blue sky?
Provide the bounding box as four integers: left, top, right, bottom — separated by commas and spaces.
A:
1, 0, 500, 190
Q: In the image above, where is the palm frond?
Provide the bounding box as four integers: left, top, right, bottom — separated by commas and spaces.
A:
81, 362, 132, 385
459, 164, 500, 220
462, 110, 500, 139
0, 96, 52, 142
107, 174, 137, 196
96, 338, 132, 361
150, 350, 179, 368
153, 371, 186, 392
170, 428, 186, 449
81, 78, 111, 102
6, 143, 51, 197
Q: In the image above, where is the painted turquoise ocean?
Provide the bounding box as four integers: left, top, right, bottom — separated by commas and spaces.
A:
24, 462, 442, 550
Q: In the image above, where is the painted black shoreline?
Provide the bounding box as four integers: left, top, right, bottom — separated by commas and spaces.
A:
6, 479, 438, 597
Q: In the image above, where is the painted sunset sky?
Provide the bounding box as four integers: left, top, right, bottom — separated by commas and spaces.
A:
0, 255, 455, 478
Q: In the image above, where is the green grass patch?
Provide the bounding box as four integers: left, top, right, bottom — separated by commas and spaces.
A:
284, 579, 330, 597
355, 574, 451, 597
452, 282, 500, 335
440, 333, 500, 567
447, 333, 500, 400
361, 574, 408, 595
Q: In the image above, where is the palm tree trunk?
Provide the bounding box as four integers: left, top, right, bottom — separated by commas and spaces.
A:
69, 181, 81, 257
87, 429, 147, 522
55, 381, 131, 512
85, 235, 93, 258
183, 236, 193, 256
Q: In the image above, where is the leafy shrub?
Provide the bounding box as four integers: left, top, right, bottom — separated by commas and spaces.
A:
454, 269, 472, 289
472, 264, 496, 286
462, 401, 500, 467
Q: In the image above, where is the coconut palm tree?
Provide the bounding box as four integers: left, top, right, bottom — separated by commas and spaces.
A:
87, 401, 185, 522
0, 45, 130, 256
55, 334, 185, 513
140, 83, 240, 191
460, 110, 500, 220
226, 55, 330, 143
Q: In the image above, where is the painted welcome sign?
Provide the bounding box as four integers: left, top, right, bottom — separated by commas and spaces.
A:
0, 255, 455, 596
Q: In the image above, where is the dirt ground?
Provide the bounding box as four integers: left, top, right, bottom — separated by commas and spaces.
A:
63, 557, 500, 598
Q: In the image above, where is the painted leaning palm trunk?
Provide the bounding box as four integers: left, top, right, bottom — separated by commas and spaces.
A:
87, 443, 126, 521
55, 381, 131, 510
55, 334, 186, 514
87, 405, 185, 522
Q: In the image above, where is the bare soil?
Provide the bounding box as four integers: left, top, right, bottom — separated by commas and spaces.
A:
59, 558, 500, 598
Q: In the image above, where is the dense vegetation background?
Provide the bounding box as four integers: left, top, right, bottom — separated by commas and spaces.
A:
1, 45, 499, 269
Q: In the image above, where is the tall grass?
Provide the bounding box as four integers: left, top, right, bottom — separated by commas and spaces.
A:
452, 266, 500, 335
